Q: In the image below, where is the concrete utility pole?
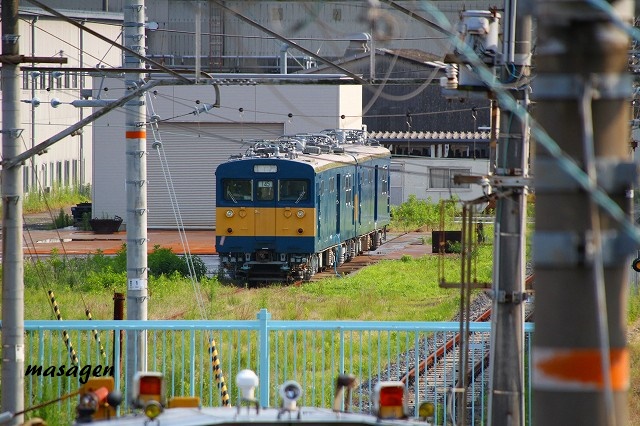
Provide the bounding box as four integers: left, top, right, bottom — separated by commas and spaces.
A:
1, 0, 25, 423
124, 0, 148, 400
488, 1, 531, 424
533, 0, 632, 424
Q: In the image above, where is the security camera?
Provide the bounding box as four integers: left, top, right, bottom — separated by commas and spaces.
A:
279, 380, 302, 411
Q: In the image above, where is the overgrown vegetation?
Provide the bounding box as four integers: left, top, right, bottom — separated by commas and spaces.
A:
22, 244, 208, 298
52, 208, 73, 229
22, 184, 91, 215
390, 195, 461, 232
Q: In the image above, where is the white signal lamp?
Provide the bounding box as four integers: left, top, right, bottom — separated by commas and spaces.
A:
236, 369, 259, 400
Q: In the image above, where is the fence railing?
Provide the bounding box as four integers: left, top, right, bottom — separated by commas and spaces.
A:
4, 309, 536, 425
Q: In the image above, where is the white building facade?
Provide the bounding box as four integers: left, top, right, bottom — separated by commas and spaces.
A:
0, 8, 122, 194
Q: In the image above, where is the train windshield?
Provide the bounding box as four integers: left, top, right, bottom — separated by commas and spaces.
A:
256, 180, 275, 201
223, 179, 252, 202
279, 179, 309, 203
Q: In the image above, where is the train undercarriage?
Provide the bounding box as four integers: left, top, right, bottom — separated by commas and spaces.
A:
218, 228, 386, 284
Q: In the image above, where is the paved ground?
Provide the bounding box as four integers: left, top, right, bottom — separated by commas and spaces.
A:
10, 210, 432, 258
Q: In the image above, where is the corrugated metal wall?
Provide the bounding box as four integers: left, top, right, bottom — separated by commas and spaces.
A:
92, 80, 361, 228
147, 122, 283, 229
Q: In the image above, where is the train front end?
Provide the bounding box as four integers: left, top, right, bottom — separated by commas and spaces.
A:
215, 156, 316, 283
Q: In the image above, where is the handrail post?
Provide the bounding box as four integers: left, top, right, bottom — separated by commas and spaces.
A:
257, 309, 271, 407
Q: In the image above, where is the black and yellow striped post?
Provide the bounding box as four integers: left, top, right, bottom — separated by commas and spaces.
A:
85, 308, 107, 360
208, 336, 230, 406
48, 290, 79, 366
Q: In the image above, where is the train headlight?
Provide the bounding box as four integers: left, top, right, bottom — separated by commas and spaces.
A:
296, 210, 305, 218
144, 400, 163, 420
418, 401, 435, 419
226, 209, 234, 218
297, 228, 304, 234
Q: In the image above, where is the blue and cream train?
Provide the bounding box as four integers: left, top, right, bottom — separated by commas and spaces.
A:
215, 130, 391, 282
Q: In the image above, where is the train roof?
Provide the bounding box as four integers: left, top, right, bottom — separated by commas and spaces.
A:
218, 132, 390, 174
82, 406, 431, 426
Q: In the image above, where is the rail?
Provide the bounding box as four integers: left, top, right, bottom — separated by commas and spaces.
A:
5, 309, 535, 425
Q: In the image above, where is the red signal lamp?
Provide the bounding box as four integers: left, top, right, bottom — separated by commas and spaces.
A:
373, 381, 407, 420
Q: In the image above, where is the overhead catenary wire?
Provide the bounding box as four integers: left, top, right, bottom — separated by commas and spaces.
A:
147, 93, 230, 406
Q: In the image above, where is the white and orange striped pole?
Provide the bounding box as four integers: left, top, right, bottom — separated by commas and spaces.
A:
124, 0, 149, 403
532, 0, 632, 424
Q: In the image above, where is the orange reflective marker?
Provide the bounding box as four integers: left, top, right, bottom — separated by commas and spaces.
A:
535, 347, 629, 391
125, 130, 147, 139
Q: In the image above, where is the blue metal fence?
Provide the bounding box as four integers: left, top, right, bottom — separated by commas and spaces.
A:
8, 309, 535, 425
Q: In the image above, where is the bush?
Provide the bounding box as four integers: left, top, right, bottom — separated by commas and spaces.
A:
24, 244, 209, 291
148, 245, 208, 280
390, 195, 460, 232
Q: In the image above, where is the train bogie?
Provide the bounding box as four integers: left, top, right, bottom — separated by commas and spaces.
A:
215, 133, 391, 283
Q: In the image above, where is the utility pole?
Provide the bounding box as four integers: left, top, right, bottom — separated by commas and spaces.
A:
1, 1, 24, 423
533, 0, 632, 424
124, 0, 148, 400
488, 1, 531, 424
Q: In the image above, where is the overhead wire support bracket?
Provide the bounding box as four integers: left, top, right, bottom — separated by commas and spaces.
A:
2, 77, 212, 170
24, 0, 190, 84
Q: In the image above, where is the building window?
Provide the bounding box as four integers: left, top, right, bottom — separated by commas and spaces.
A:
64, 160, 70, 186
42, 164, 48, 190
271, 7, 283, 21
23, 71, 30, 90
72, 160, 78, 186
73, 72, 79, 89
333, 8, 342, 21
429, 168, 471, 189
23, 166, 30, 192
56, 161, 62, 186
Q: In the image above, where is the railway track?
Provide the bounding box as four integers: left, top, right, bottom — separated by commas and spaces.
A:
408, 276, 533, 421
354, 275, 534, 421
307, 232, 430, 282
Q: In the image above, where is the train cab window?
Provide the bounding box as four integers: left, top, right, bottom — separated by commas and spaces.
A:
224, 179, 252, 202
279, 179, 308, 203
329, 176, 335, 193
257, 180, 275, 201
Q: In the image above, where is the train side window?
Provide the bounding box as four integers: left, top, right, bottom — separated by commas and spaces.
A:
329, 177, 335, 193
257, 180, 275, 201
224, 179, 252, 202
279, 179, 308, 202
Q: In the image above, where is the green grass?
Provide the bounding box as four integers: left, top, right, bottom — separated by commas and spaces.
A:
17, 240, 495, 322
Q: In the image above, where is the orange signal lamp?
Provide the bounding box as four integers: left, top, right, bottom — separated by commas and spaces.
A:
133, 372, 165, 408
